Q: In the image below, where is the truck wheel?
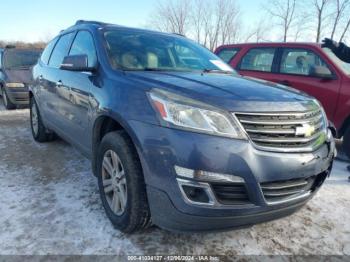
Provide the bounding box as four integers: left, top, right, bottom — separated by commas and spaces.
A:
97, 131, 151, 233
343, 126, 350, 160
30, 96, 55, 142
1, 87, 16, 110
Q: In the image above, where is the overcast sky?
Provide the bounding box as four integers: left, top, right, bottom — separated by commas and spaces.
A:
0, 0, 262, 42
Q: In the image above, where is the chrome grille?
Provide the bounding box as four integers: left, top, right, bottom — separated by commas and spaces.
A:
235, 109, 327, 153
260, 176, 315, 203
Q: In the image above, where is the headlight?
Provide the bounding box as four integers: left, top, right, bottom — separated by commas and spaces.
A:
148, 89, 246, 139
313, 99, 328, 129
6, 83, 25, 88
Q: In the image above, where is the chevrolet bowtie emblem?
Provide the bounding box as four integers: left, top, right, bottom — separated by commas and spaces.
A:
295, 123, 316, 137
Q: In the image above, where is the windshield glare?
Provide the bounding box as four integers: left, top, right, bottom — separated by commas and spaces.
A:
323, 47, 350, 75
3, 50, 41, 69
104, 30, 235, 73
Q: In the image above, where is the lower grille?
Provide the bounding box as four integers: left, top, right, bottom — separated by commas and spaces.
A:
234, 109, 327, 153
211, 183, 251, 205
15, 97, 29, 102
260, 176, 316, 203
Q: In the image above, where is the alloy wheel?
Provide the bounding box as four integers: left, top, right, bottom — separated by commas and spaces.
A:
102, 150, 128, 216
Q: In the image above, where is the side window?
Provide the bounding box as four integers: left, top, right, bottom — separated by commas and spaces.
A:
240, 48, 276, 72
40, 37, 58, 65
217, 48, 240, 63
69, 31, 97, 67
49, 33, 74, 68
280, 48, 330, 76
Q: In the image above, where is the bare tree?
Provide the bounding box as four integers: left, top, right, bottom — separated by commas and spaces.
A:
151, 0, 191, 35
330, 0, 350, 39
244, 19, 271, 43
293, 12, 313, 41
218, 0, 241, 45
339, 17, 350, 42
191, 0, 206, 43
264, 0, 298, 42
190, 0, 241, 50
313, 0, 331, 42
150, 0, 242, 50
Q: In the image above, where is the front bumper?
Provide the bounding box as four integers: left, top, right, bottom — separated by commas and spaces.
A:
4, 86, 29, 105
129, 120, 335, 232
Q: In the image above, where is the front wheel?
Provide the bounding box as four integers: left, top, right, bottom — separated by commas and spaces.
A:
97, 131, 151, 233
343, 126, 350, 160
30, 96, 55, 142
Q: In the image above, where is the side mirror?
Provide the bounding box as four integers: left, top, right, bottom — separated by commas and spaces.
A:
60, 55, 96, 72
310, 66, 334, 80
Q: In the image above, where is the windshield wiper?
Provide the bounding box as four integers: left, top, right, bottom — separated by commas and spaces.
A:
143, 68, 170, 71
202, 69, 233, 74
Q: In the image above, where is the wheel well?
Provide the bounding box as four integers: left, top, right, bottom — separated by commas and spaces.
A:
339, 115, 350, 138
92, 116, 127, 176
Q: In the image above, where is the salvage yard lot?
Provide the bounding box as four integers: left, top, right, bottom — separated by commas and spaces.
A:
0, 100, 349, 256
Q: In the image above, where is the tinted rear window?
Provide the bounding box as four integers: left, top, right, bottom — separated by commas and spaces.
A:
41, 37, 58, 65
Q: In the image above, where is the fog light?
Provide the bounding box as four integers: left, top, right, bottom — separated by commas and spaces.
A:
182, 185, 209, 203
175, 166, 244, 183
177, 178, 216, 206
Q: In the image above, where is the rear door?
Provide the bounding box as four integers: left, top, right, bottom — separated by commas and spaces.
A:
42, 32, 75, 126
276, 48, 341, 120
236, 47, 281, 83
32, 36, 58, 119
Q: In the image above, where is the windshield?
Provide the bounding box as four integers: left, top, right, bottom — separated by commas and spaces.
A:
3, 50, 41, 69
103, 29, 235, 73
323, 47, 350, 75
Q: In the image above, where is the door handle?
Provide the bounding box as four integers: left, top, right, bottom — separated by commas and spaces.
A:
56, 80, 63, 87
38, 75, 43, 81
279, 80, 291, 86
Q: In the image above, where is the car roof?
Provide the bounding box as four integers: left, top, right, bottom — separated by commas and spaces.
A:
217, 42, 322, 50
60, 20, 185, 39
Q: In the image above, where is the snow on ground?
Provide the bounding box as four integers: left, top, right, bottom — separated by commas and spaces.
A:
0, 100, 349, 256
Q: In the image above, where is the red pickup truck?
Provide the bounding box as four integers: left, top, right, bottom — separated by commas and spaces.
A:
215, 42, 350, 158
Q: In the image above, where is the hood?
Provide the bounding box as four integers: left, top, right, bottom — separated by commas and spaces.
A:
4, 68, 34, 85
127, 71, 316, 112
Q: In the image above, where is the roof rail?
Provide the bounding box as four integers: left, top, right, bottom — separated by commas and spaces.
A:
75, 20, 107, 26
172, 33, 186, 38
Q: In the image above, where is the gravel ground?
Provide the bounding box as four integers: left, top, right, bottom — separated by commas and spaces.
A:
0, 100, 349, 256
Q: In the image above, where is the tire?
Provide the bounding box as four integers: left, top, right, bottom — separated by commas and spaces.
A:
343, 126, 350, 160
97, 131, 151, 233
1, 87, 16, 110
30, 96, 55, 142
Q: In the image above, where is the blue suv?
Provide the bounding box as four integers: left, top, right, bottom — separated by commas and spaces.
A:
30, 21, 335, 233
